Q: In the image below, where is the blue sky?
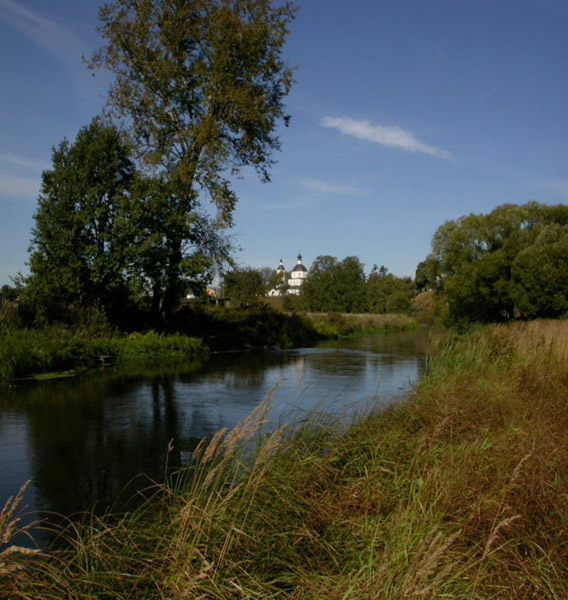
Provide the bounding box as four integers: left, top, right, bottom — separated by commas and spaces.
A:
1, 0, 568, 285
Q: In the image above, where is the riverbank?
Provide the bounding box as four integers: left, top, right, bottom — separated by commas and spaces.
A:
305, 311, 416, 338
0, 306, 313, 382
3, 319, 567, 598
0, 327, 207, 382
0, 307, 415, 382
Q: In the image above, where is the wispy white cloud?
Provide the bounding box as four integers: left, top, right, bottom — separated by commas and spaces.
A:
0, 173, 40, 199
242, 196, 317, 212
0, 0, 86, 63
0, 152, 49, 172
539, 178, 568, 198
0, 0, 96, 100
321, 116, 453, 160
299, 178, 369, 196
0, 152, 45, 199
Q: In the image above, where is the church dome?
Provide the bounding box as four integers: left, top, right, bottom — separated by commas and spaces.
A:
291, 254, 307, 273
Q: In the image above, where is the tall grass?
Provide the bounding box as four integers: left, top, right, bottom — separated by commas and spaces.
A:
0, 327, 206, 382
3, 320, 568, 598
0, 482, 40, 582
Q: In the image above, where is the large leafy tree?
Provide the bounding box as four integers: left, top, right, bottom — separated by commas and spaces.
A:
127, 174, 232, 320
366, 265, 415, 314
223, 267, 266, 307
28, 118, 136, 321
89, 0, 296, 321
302, 255, 367, 313
300, 255, 338, 312
424, 201, 568, 324
415, 256, 440, 292
512, 224, 568, 319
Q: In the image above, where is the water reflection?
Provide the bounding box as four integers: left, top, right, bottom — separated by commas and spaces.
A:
0, 329, 432, 547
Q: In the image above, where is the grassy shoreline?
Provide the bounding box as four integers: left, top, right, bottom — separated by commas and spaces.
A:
4, 319, 566, 598
0, 309, 415, 383
0, 327, 207, 383
303, 312, 416, 338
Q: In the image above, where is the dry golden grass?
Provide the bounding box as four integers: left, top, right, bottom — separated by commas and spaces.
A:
0, 482, 40, 579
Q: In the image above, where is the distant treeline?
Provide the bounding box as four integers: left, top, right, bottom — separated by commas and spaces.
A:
4, 201, 568, 332
223, 258, 416, 315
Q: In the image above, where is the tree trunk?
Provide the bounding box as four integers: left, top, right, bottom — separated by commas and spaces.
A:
161, 238, 183, 329
150, 282, 163, 331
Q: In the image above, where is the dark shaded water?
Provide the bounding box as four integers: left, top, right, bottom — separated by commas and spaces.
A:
0, 329, 431, 546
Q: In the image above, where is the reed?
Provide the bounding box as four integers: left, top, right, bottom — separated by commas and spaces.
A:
3, 320, 568, 598
0, 482, 40, 573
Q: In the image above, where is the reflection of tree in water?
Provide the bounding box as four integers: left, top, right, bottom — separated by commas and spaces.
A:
0, 332, 433, 546
20, 369, 204, 524
313, 329, 435, 378
2, 354, 281, 529
179, 351, 289, 388
305, 350, 367, 375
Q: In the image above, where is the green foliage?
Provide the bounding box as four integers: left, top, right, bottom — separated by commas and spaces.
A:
425, 201, 568, 324
302, 255, 367, 313
282, 292, 303, 311
0, 325, 205, 382
302, 257, 415, 314
27, 118, 137, 323
223, 267, 266, 307
89, 0, 296, 322
0, 285, 17, 305
366, 265, 415, 314
305, 312, 416, 338
267, 268, 289, 297
127, 174, 231, 324
171, 304, 320, 350
415, 256, 439, 292
511, 224, 568, 319
114, 331, 206, 362
0, 305, 320, 381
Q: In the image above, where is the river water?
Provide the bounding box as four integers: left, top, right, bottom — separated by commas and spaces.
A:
0, 329, 431, 547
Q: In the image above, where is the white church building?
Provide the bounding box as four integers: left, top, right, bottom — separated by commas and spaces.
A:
268, 254, 308, 296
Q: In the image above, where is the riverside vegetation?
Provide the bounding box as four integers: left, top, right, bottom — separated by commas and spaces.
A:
0, 300, 415, 383
0, 301, 207, 382
305, 312, 415, 338
2, 319, 567, 598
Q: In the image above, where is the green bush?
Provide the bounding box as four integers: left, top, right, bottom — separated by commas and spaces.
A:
171, 304, 320, 350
